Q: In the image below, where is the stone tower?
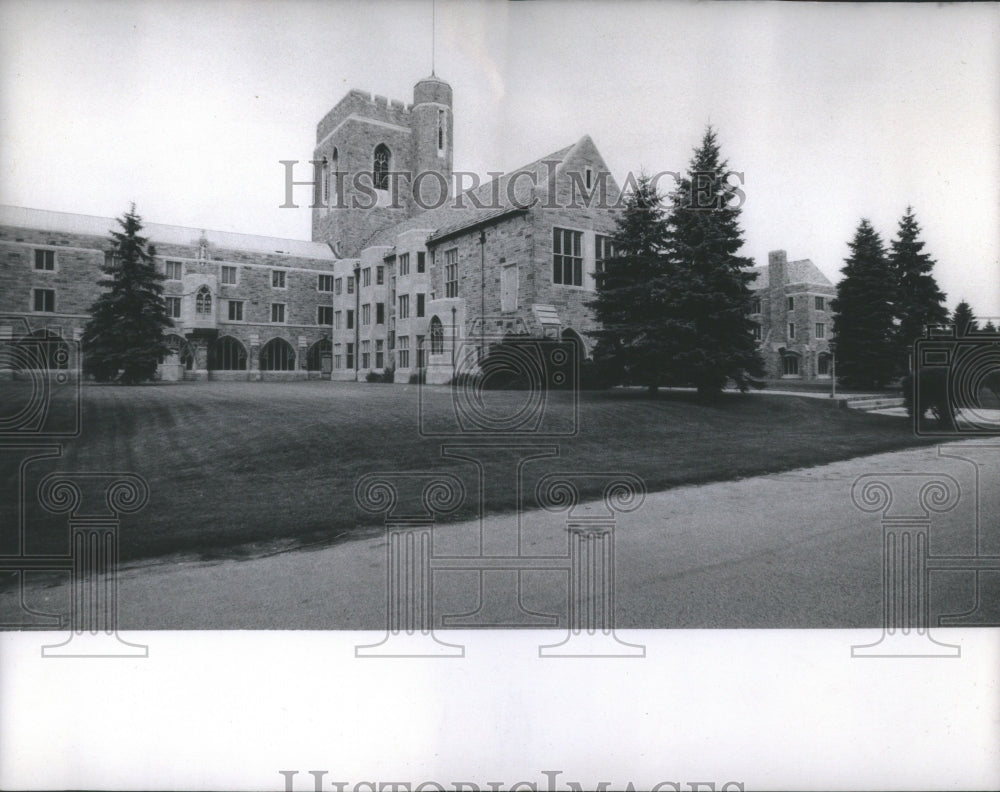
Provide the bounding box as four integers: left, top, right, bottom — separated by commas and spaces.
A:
311, 76, 454, 258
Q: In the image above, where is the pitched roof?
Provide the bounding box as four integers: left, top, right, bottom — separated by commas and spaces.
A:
366, 139, 582, 247
749, 258, 833, 289
0, 205, 338, 261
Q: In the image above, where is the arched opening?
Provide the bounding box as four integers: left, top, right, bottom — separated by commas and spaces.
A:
210, 336, 247, 371
12, 330, 69, 370
165, 334, 196, 371
561, 327, 588, 361
195, 286, 212, 315
781, 352, 801, 378
260, 337, 296, 371
306, 338, 332, 372
373, 144, 390, 191
429, 316, 444, 355
817, 352, 832, 378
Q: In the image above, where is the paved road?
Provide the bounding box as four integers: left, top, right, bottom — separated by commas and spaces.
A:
4, 439, 999, 630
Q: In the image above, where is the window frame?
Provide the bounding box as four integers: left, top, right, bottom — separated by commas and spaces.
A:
318, 305, 334, 326
318, 274, 334, 292
398, 294, 410, 319
34, 249, 56, 271
552, 227, 584, 287
32, 288, 55, 313
166, 296, 182, 319
221, 265, 238, 286
271, 269, 287, 289
270, 302, 286, 324
165, 260, 183, 281
227, 299, 244, 322
444, 248, 459, 298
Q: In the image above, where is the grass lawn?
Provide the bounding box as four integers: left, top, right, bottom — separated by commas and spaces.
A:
1, 379, 939, 567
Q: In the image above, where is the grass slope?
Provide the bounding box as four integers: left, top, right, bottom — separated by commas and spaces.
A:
1, 380, 937, 566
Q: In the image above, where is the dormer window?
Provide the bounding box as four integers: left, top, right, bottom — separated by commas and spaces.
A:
195, 286, 212, 315
373, 144, 390, 190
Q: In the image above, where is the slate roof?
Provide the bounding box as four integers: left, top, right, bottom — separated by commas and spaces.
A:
748, 258, 833, 289
0, 205, 338, 261
366, 140, 581, 247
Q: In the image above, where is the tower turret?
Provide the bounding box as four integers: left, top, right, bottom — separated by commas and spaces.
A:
410, 75, 453, 209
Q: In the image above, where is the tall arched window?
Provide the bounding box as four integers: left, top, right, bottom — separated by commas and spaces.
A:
166, 334, 196, 370
210, 336, 247, 371
306, 338, 332, 371
319, 156, 329, 205
195, 286, 212, 315
430, 316, 444, 355
260, 338, 296, 371
373, 144, 390, 191
782, 353, 800, 377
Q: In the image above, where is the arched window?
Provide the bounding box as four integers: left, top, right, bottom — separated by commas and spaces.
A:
195, 286, 212, 315
210, 336, 247, 371
430, 316, 444, 355
260, 337, 296, 371
318, 156, 329, 205
165, 334, 196, 370
373, 144, 390, 191
817, 353, 831, 377
306, 338, 332, 371
782, 353, 800, 377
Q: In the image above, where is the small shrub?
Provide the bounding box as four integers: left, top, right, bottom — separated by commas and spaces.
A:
408, 368, 426, 385
903, 367, 955, 431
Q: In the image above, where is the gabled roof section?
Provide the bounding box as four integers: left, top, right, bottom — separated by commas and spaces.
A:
368, 135, 617, 247
748, 258, 833, 290
0, 205, 338, 261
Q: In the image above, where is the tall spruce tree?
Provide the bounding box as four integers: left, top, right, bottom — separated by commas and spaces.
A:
952, 300, 977, 335
586, 174, 674, 392
889, 207, 948, 373
661, 127, 764, 396
82, 205, 173, 383
831, 219, 897, 388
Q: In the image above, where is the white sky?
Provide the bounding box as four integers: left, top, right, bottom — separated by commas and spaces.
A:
1, 0, 998, 316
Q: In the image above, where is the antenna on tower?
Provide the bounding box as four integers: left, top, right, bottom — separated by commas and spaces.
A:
431, 0, 436, 76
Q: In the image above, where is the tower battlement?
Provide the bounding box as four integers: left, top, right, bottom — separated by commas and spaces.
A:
316, 89, 414, 144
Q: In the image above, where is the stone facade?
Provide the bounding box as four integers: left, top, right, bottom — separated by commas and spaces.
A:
748, 250, 837, 381
2, 73, 834, 386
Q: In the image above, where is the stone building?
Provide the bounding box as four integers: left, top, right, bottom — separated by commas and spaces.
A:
748, 250, 837, 381
1, 73, 832, 384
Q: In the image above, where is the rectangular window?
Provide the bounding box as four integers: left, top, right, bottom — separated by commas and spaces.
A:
362, 303, 371, 326
377, 266, 384, 285
398, 336, 410, 368
272, 270, 286, 288
750, 297, 761, 314
361, 340, 370, 369
362, 267, 371, 287
228, 300, 243, 321
416, 293, 425, 317
786, 296, 794, 311
346, 343, 354, 369
271, 303, 285, 323
376, 302, 385, 324
815, 322, 825, 339
788, 322, 795, 339
347, 276, 354, 294
398, 294, 410, 319
166, 296, 182, 318
398, 253, 410, 276
815, 296, 825, 311
375, 339, 384, 369
334, 344, 342, 370
334, 310, 342, 330
501, 264, 518, 312
318, 274, 334, 292
165, 260, 183, 281
445, 248, 459, 298
416, 334, 426, 367
34, 249, 55, 270
335, 277, 343, 295
347, 309, 354, 329
33, 288, 55, 312
553, 227, 583, 286
221, 266, 238, 285
417, 252, 425, 273
752, 323, 762, 341
594, 234, 614, 277
318, 306, 333, 325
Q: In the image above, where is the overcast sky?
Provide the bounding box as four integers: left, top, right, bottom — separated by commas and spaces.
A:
2, 0, 997, 316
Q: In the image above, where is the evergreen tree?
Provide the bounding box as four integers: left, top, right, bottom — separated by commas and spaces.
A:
661, 127, 764, 396
831, 219, 897, 388
984, 320, 998, 334
952, 300, 977, 335
586, 174, 673, 393
889, 207, 948, 372
82, 205, 173, 383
